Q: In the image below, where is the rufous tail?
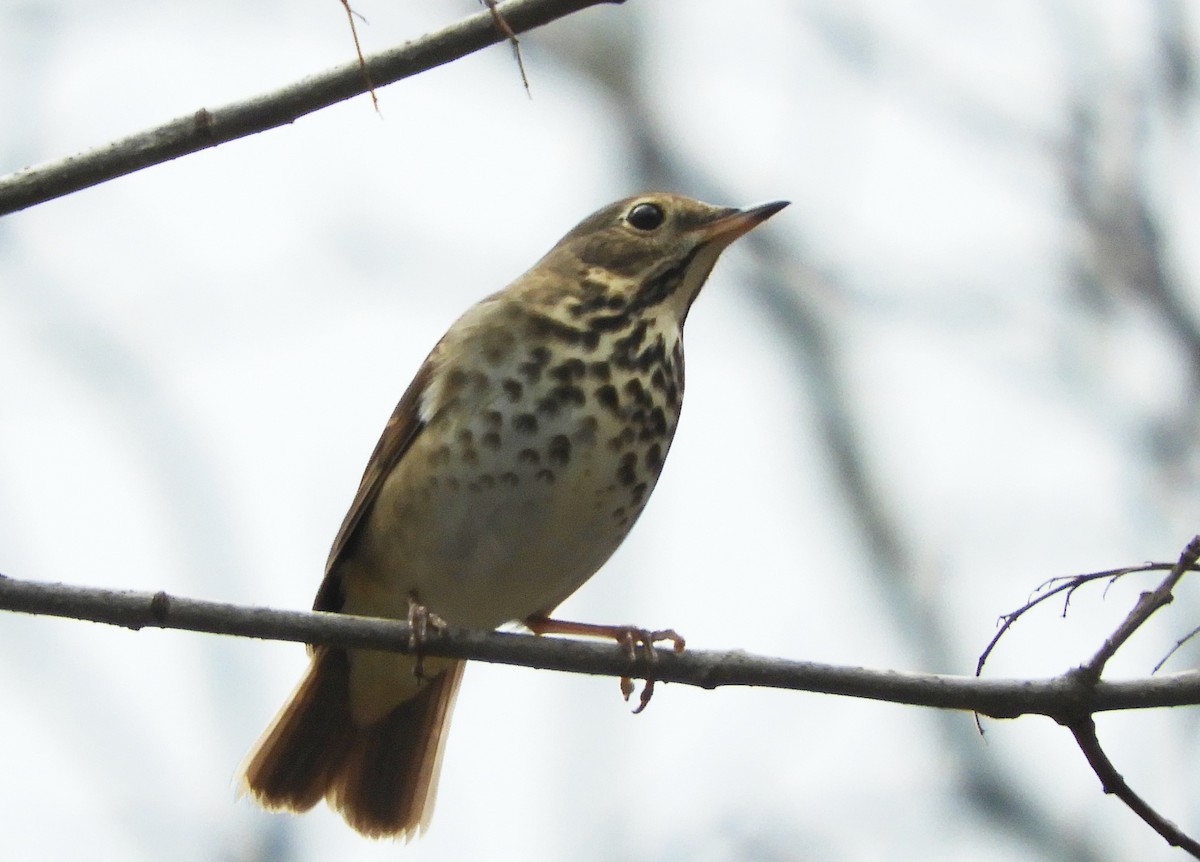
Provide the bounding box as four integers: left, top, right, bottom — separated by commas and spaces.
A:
240, 646, 464, 839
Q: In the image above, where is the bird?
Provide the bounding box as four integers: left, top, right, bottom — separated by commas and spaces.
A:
239, 191, 788, 838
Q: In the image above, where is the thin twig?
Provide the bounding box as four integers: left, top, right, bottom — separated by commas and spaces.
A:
483, 0, 532, 95
1081, 536, 1200, 680
1043, 537, 1200, 856
1067, 716, 1200, 857
1155, 622, 1200, 673
976, 561, 1192, 676
4, 573, 1200, 715
0, 0, 618, 215
339, 0, 380, 113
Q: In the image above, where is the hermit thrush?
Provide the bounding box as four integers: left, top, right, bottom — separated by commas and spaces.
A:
240, 192, 788, 838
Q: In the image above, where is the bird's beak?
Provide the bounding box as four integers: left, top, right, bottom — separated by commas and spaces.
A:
692, 200, 790, 245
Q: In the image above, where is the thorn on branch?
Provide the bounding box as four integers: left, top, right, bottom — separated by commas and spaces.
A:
340, 0, 380, 114
483, 0, 532, 96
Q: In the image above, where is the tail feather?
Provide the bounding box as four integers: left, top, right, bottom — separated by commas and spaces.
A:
241, 646, 464, 839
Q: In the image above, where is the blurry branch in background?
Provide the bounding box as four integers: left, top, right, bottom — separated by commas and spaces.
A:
4, 542, 1200, 853
1058, 0, 1200, 475
0, 0, 613, 216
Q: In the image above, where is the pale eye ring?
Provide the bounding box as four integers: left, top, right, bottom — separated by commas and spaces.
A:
626, 202, 665, 231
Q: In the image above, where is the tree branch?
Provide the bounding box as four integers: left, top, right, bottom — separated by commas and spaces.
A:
1067, 716, 1200, 855
3, 572, 1200, 717
0, 0, 620, 216
1080, 536, 1200, 679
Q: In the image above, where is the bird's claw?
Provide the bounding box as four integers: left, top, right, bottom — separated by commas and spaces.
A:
617, 627, 686, 714
407, 594, 447, 681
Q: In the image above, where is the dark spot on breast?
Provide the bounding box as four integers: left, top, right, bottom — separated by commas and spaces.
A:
630, 482, 648, 505
650, 368, 666, 390
588, 313, 631, 333
479, 474, 496, 489
547, 434, 571, 466
518, 346, 551, 383
617, 452, 638, 487
503, 379, 524, 402
624, 377, 651, 406
589, 361, 611, 382
499, 471, 519, 486
481, 431, 501, 450
536, 395, 561, 417
445, 477, 461, 491
430, 445, 452, 466
607, 427, 635, 452
527, 314, 600, 352
641, 406, 668, 440
595, 384, 619, 414
462, 448, 479, 466
550, 357, 586, 382
552, 384, 585, 408
614, 320, 648, 355
483, 410, 503, 429
457, 429, 474, 445
513, 413, 538, 435
535, 468, 555, 484
518, 448, 541, 465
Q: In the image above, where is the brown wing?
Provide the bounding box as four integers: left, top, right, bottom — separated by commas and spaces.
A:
313, 357, 434, 612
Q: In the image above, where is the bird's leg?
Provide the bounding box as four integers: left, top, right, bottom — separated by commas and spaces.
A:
407, 592, 447, 682
524, 613, 685, 713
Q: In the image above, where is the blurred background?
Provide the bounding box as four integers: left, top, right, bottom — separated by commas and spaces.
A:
3, 0, 1200, 859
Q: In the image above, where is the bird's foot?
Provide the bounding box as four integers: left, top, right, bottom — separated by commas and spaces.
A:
523, 613, 685, 713
407, 593, 448, 681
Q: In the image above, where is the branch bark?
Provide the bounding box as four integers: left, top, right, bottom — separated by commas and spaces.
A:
0, 0, 620, 216
1067, 716, 1200, 855
3, 573, 1200, 718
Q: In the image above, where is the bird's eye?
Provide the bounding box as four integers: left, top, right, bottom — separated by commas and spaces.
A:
626, 202, 665, 231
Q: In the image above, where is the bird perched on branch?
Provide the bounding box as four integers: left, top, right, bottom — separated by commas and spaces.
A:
240, 191, 788, 838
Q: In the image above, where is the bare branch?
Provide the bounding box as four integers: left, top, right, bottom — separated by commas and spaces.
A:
0, 0, 618, 215
1081, 536, 1200, 680
1067, 716, 1200, 856
976, 561, 1194, 676
3, 573, 1200, 717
